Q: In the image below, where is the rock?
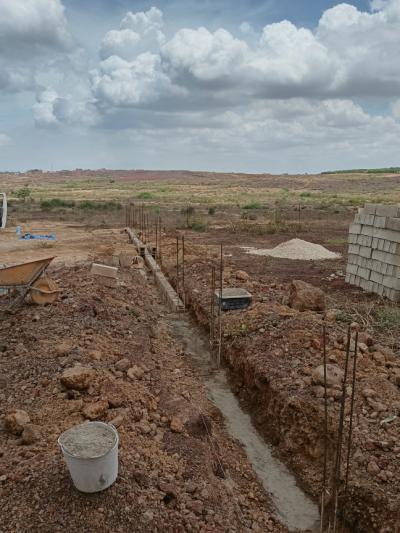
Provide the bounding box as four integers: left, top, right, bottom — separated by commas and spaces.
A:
5, 409, 30, 435
82, 400, 109, 420
170, 416, 184, 433
115, 358, 130, 372
358, 343, 369, 354
109, 414, 125, 428
362, 388, 376, 399
88, 350, 102, 361
55, 341, 73, 356
21, 424, 41, 444
60, 367, 95, 390
367, 461, 380, 475
139, 420, 152, 434
325, 310, 338, 322
312, 364, 344, 388
373, 353, 386, 365
235, 270, 250, 281
127, 366, 144, 380
358, 332, 373, 346
186, 414, 212, 438
289, 280, 325, 312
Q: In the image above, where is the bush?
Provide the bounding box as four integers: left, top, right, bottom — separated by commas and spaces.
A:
243, 202, 263, 210
137, 191, 155, 200
208, 206, 216, 215
15, 187, 31, 201
40, 198, 75, 210
79, 200, 122, 210
189, 219, 208, 231
300, 192, 312, 198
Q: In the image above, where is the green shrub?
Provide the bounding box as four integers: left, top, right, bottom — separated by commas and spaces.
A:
243, 202, 263, 210
189, 219, 208, 231
300, 192, 312, 198
40, 198, 75, 210
79, 200, 122, 210
137, 191, 155, 200
208, 206, 216, 215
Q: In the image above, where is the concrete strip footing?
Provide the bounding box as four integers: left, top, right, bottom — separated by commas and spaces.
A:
125, 228, 184, 312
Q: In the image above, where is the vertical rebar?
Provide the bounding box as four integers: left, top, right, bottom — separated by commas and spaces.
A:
155, 216, 158, 257
176, 235, 180, 298
217, 244, 223, 368
344, 331, 358, 493
210, 266, 216, 348
182, 235, 185, 308
158, 216, 162, 265
332, 326, 351, 533
320, 323, 328, 533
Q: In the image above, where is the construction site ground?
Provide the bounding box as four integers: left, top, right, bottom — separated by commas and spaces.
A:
0, 225, 285, 533
160, 220, 400, 533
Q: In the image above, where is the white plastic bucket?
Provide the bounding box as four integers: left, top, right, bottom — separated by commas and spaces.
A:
58, 422, 119, 493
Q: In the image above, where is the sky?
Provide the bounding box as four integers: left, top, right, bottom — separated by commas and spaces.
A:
0, 0, 400, 174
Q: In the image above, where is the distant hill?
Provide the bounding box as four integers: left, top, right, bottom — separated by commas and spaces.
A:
322, 167, 400, 175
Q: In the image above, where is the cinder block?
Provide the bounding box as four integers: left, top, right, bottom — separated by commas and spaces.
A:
361, 225, 374, 237
346, 263, 358, 275
370, 271, 383, 284
385, 217, 400, 232
373, 228, 400, 244
382, 275, 400, 290
91, 263, 119, 279
345, 272, 351, 283
374, 216, 387, 228
363, 204, 379, 215
357, 267, 371, 280
349, 223, 362, 234
371, 237, 378, 249
375, 205, 400, 218
376, 284, 384, 296
348, 244, 360, 255
348, 234, 357, 244
359, 246, 372, 258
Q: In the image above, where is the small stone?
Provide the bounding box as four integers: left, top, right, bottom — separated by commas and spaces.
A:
5, 409, 30, 435
109, 414, 125, 428
367, 461, 380, 475
235, 270, 250, 281
139, 421, 152, 434
60, 367, 95, 391
82, 400, 109, 420
88, 350, 102, 361
115, 358, 130, 372
358, 343, 368, 354
127, 366, 144, 380
325, 310, 337, 322
362, 388, 376, 399
312, 364, 344, 387
55, 341, 73, 356
170, 416, 184, 433
289, 280, 325, 312
21, 424, 41, 445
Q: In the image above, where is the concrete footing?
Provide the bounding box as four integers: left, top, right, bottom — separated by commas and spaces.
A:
125, 228, 184, 312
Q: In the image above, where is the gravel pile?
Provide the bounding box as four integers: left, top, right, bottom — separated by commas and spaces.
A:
244, 238, 341, 261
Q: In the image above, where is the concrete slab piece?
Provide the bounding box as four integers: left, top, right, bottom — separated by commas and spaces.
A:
91, 263, 119, 278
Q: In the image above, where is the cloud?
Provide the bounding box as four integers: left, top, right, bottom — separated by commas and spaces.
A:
0, 0, 75, 94
0, 0, 72, 58
91, 53, 184, 107
0, 133, 11, 147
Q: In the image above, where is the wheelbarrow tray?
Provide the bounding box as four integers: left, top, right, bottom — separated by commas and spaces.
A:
0, 257, 56, 288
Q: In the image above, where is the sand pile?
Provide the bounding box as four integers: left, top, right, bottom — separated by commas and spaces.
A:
243, 238, 341, 261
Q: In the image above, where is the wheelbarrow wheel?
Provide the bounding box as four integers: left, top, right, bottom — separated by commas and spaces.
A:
30, 277, 59, 305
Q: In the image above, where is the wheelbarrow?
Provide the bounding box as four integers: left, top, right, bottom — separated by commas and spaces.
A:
0, 256, 60, 311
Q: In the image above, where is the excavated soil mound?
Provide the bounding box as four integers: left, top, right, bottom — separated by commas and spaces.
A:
244, 238, 341, 260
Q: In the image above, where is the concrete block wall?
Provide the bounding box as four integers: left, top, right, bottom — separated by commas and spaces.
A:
345, 204, 400, 302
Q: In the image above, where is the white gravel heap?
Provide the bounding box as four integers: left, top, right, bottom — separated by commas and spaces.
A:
243, 238, 341, 261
